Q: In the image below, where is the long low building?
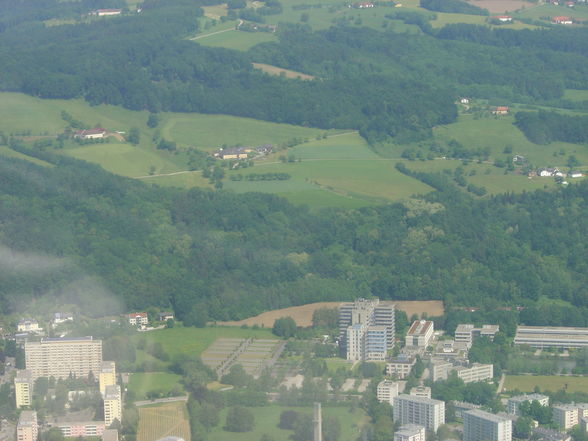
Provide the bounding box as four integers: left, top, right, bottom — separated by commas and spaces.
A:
514, 326, 588, 349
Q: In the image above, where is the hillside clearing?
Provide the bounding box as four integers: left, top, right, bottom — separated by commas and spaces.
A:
252, 63, 315, 80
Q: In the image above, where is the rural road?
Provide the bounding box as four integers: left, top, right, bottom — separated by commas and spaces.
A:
190, 20, 243, 40
496, 373, 506, 393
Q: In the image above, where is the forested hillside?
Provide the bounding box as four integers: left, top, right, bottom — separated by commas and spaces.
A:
2, 152, 588, 324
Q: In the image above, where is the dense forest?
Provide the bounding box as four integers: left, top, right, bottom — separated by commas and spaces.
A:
2, 151, 588, 325
1, 0, 588, 142
514, 111, 588, 145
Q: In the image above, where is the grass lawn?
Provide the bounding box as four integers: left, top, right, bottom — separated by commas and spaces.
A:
128, 372, 184, 399
324, 357, 354, 374
513, 3, 588, 21
209, 405, 368, 441
0, 146, 53, 167
196, 29, 277, 50
132, 326, 277, 361
564, 89, 588, 102
430, 12, 539, 28
504, 375, 588, 393
252, 63, 315, 80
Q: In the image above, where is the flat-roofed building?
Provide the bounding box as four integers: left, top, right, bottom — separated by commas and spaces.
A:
533, 427, 572, 441
25, 337, 102, 380
56, 421, 105, 438
452, 401, 482, 419
455, 324, 500, 348
347, 323, 366, 361
580, 416, 588, 433
17, 411, 38, 441
104, 385, 122, 427
410, 386, 431, 399
387, 355, 416, 379
514, 326, 588, 349
405, 320, 434, 348
377, 380, 399, 405
463, 409, 512, 441
99, 361, 116, 396
102, 429, 118, 441
578, 403, 588, 418
430, 360, 453, 382
394, 424, 426, 441
14, 369, 33, 408
553, 404, 579, 430
455, 363, 493, 383
365, 325, 388, 361
393, 394, 445, 432
508, 394, 549, 415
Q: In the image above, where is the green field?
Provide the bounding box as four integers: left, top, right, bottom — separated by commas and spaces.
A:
0, 146, 53, 167
504, 375, 588, 393
564, 89, 588, 102
128, 372, 184, 399
133, 326, 277, 361
430, 12, 538, 29
513, 3, 588, 21
208, 405, 368, 441
196, 28, 277, 50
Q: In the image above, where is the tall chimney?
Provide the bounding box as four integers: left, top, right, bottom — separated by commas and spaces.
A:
314, 402, 322, 441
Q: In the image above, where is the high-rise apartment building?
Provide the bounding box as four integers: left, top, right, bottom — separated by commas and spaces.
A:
17, 411, 38, 441
104, 385, 122, 427
552, 404, 588, 430
377, 380, 399, 405
99, 361, 117, 396
15, 369, 34, 408
463, 410, 512, 441
339, 298, 394, 361
25, 337, 102, 380
393, 394, 445, 432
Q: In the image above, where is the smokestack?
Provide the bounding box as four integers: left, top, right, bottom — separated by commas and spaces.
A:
314, 402, 322, 441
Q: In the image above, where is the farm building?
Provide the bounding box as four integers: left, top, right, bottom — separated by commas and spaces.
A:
491, 106, 509, 115
493, 15, 513, 22
73, 128, 107, 139
552, 16, 573, 24
214, 147, 251, 159
93, 9, 122, 16
351, 2, 375, 7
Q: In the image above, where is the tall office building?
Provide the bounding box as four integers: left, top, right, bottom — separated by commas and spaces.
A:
100, 361, 117, 396
339, 298, 394, 361
463, 409, 512, 441
104, 385, 122, 427
14, 369, 33, 408
17, 411, 38, 441
25, 337, 102, 380
393, 394, 445, 432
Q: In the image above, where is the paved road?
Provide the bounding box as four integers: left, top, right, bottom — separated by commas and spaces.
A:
496, 373, 506, 393
134, 395, 189, 407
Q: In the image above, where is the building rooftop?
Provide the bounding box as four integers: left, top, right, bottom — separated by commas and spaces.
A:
553, 403, 581, 411
455, 324, 474, 333
15, 369, 33, 381
533, 427, 571, 441
396, 424, 425, 436
509, 393, 549, 403
395, 394, 443, 405
464, 409, 511, 423
104, 385, 120, 399
18, 411, 37, 425
40, 336, 94, 342
407, 320, 433, 336
102, 429, 118, 441
101, 361, 116, 371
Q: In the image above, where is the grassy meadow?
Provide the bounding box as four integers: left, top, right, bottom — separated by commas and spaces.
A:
208, 405, 368, 441
504, 375, 588, 393
128, 372, 185, 399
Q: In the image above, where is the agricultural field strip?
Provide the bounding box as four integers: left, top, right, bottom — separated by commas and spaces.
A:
137, 403, 191, 441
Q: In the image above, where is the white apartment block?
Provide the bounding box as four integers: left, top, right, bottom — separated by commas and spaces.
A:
429, 360, 453, 382
410, 386, 431, 399
463, 409, 512, 441
377, 380, 399, 405
514, 326, 588, 349
507, 394, 549, 415
17, 411, 38, 441
25, 337, 102, 380
387, 355, 416, 379
104, 385, 122, 427
455, 324, 499, 348
405, 320, 434, 348
14, 369, 34, 408
99, 361, 117, 396
127, 312, 148, 326
393, 394, 445, 432
455, 363, 494, 383
553, 404, 579, 430
56, 421, 105, 437
395, 424, 426, 441
581, 416, 588, 433
578, 403, 588, 419
340, 298, 394, 361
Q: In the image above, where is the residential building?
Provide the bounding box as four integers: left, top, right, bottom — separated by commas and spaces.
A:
18, 319, 41, 333
455, 324, 499, 348
73, 128, 106, 139
102, 429, 119, 441
507, 394, 549, 415
569, 171, 584, 178
339, 298, 394, 361
25, 336, 102, 380
405, 320, 434, 348
552, 16, 573, 24
553, 404, 579, 430
455, 363, 494, 383
577, 403, 588, 418
17, 411, 38, 441
104, 385, 122, 427
492, 106, 509, 115
493, 15, 513, 21
514, 326, 588, 349
386, 355, 416, 379
394, 424, 426, 441
429, 360, 453, 382
410, 386, 431, 399
580, 416, 588, 433
452, 401, 482, 419
533, 428, 572, 441
393, 394, 445, 432
52, 313, 73, 328
158, 312, 174, 322
127, 313, 148, 326
14, 369, 34, 408
463, 409, 512, 441
99, 361, 117, 396
377, 380, 399, 405
214, 147, 250, 160
56, 421, 105, 437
